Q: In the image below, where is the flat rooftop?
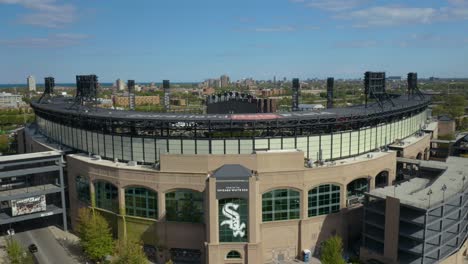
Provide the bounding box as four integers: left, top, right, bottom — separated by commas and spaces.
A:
309, 149, 393, 169
0, 184, 62, 201
369, 156, 468, 209
423, 121, 438, 132
68, 153, 156, 172
388, 133, 429, 149
0, 150, 62, 165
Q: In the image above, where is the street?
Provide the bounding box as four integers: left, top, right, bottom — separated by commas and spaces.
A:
13, 227, 78, 264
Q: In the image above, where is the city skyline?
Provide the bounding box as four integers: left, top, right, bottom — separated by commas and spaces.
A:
0, 0, 467, 83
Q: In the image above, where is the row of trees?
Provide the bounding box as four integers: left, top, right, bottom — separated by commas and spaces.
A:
432, 94, 467, 120
77, 208, 149, 264
78, 207, 359, 264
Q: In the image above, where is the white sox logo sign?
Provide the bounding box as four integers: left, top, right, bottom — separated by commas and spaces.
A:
220, 202, 246, 237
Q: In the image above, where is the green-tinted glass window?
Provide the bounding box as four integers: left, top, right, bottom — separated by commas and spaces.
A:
125, 187, 158, 219
308, 184, 341, 217
226, 250, 242, 259
165, 190, 204, 223
347, 178, 368, 197
262, 189, 300, 222
219, 198, 248, 243
94, 181, 118, 213
75, 175, 90, 204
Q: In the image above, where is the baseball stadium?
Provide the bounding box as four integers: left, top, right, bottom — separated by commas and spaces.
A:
17, 73, 468, 264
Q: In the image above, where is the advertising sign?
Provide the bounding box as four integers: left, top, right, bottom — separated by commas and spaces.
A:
11, 195, 47, 216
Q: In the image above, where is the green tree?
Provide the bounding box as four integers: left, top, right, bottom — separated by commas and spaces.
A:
77, 208, 115, 262
113, 240, 148, 264
6, 239, 33, 264
432, 95, 466, 119
320, 235, 346, 264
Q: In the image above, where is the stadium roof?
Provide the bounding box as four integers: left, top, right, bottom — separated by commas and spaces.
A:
32, 95, 430, 122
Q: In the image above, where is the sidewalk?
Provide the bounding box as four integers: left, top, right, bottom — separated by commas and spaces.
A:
47, 226, 88, 263
0, 236, 8, 264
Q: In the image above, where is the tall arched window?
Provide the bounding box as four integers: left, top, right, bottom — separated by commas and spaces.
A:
262, 189, 300, 222
308, 184, 340, 217
94, 180, 118, 213
75, 175, 90, 204
165, 190, 203, 223
125, 187, 158, 219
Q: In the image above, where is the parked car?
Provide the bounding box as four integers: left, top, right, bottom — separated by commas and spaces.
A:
28, 244, 38, 253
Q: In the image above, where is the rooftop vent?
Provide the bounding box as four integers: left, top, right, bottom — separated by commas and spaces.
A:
127, 161, 137, 167
92, 155, 101, 161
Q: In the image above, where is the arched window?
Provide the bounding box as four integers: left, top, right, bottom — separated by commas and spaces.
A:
308, 184, 340, 217
165, 190, 203, 223
375, 171, 389, 188
75, 175, 90, 203
262, 189, 300, 222
125, 187, 158, 219
347, 178, 368, 198
226, 250, 242, 259
219, 198, 248, 242
94, 180, 118, 213
417, 152, 423, 160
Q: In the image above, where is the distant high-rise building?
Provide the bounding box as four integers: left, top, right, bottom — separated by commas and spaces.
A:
27, 75, 36, 92
220, 75, 230, 88
116, 79, 125, 91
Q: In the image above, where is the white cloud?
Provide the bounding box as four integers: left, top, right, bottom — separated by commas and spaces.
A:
334, 40, 378, 48
0, 0, 76, 28
252, 26, 296, 32
305, 0, 369, 11
396, 33, 468, 48
0, 33, 90, 47
304, 25, 321, 30
447, 0, 468, 6
338, 6, 437, 27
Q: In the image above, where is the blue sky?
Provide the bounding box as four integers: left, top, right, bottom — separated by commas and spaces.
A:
0, 0, 467, 83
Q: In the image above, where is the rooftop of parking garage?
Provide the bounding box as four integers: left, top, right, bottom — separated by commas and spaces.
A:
369, 156, 468, 210
0, 150, 62, 165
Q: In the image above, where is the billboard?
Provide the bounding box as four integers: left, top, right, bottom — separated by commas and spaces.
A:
11, 195, 46, 216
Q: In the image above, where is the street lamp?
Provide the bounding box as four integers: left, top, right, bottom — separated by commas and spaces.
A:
394, 183, 400, 197
427, 189, 433, 208
461, 176, 466, 193
441, 184, 447, 202
367, 176, 372, 192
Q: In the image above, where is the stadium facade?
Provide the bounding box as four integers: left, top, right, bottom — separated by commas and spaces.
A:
17, 82, 468, 263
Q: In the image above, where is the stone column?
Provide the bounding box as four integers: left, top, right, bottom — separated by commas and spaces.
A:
89, 181, 96, 208
207, 177, 218, 243
117, 187, 127, 240
248, 175, 261, 264
248, 176, 260, 244
158, 191, 166, 221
